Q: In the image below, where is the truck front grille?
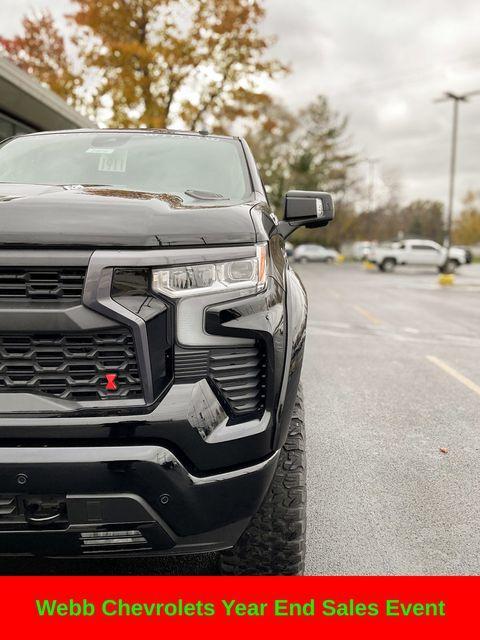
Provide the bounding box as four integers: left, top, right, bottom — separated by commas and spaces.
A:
0, 329, 143, 402
0, 267, 86, 300
175, 344, 267, 415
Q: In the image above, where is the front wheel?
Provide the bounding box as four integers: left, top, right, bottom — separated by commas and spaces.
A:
440, 259, 459, 274
219, 388, 306, 575
379, 258, 396, 272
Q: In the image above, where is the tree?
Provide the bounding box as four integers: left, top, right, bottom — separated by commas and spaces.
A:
290, 96, 357, 200
247, 95, 358, 247
399, 200, 444, 243
454, 191, 480, 245
246, 101, 299, 209
0, 12, 82, 109
0, 1, 286, 129
347, 199, 444, 244
248, 96, 357, 212
349, 205, 401, 243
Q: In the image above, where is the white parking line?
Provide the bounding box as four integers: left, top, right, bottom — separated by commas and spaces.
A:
426, 355, 480, 397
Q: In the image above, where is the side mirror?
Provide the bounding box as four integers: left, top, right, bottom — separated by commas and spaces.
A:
278, 190, 335, 238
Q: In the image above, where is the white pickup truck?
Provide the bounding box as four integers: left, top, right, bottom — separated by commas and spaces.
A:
367, 239, 467, 273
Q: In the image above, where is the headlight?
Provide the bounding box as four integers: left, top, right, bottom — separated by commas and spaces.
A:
151, 244, 267, 298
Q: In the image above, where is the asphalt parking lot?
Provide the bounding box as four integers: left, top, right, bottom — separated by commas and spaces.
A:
302, 261, 480, 575
2, 261, 480, 575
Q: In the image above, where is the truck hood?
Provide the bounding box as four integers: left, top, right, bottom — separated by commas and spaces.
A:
0, 183, 257, 248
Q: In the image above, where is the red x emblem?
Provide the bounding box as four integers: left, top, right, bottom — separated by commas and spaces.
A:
105, 373, 118, 391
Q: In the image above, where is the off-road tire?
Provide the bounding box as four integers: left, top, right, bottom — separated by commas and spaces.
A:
219, 387, 306, 575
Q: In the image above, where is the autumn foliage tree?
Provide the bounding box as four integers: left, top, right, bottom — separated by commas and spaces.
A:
0, 0, 286, 130
0, 12, 82, 109
454, 191, 480, 245
246, 95, 358, 247
248, 95, 357, 212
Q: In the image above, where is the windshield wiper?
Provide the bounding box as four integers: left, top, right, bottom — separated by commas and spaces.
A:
184, 189, 227, 200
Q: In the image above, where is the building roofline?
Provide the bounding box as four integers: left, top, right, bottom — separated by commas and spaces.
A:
0, 56, 94, 130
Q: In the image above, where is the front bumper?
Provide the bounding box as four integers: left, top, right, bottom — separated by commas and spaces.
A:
0, 445, 279, 557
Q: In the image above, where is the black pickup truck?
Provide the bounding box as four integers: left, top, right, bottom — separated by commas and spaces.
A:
0, 129, 334, 574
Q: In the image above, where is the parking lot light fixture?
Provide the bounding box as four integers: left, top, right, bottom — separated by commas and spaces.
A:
435, 89, 480, 283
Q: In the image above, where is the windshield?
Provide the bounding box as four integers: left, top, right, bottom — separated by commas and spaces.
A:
0, 132, 252, 200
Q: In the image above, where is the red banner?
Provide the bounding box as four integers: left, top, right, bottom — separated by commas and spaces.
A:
0, 576, 472, 638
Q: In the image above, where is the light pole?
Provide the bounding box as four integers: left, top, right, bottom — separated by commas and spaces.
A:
360, 157, 380, 241
361, 157, 380, 214
436, 90, 480, 267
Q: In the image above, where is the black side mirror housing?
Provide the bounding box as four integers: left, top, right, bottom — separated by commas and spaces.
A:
278, 190, 335, 238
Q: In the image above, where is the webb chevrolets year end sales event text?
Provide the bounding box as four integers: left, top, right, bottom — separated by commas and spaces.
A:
35, 598, 447, 618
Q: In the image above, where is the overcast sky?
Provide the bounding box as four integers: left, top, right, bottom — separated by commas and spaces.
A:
1, 0, 479, 207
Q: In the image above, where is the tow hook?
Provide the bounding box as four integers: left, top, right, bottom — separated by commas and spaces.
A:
24, 497, 67, 528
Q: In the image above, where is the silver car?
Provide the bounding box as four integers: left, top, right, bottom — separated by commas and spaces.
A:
294, 244, 339, 263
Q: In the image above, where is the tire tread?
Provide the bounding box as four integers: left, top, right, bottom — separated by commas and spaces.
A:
219, 388, 306, 575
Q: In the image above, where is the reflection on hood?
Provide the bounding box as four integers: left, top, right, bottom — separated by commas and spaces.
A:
0, 182, 258, 248
0, 195, 22, 202
82, 187, 184, 208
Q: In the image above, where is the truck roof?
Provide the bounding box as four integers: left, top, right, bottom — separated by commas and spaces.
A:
15, 128, 240, 141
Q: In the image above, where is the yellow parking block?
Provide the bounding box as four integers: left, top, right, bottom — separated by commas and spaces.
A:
438, 273, 455, 286
336, 254, 345, 264
363, 261, 376, 270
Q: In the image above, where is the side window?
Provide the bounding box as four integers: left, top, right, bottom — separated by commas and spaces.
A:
412, 245, 437, 251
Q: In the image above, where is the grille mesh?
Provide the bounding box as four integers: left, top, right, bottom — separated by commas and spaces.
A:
0, 330, 143, 402
0, 267, 86, 300
175, 345, 267, 415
